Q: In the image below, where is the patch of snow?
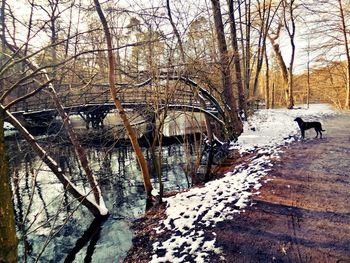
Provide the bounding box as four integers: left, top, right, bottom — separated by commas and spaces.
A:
231, 104, 335, 152
4, 121, 15, 130
86, 193, 109, 216
152, 189, 160, 196
4, 121, 19, 136
150, 104, 336, 262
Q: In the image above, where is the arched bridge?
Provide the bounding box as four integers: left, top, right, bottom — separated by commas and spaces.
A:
9, 76, 223, 130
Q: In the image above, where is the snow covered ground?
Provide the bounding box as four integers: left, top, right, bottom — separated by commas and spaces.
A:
150, 104, 336, 263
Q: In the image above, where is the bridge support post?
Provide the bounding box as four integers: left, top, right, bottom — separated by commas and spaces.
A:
143, 111, 157, 146
82, 108, 109, 130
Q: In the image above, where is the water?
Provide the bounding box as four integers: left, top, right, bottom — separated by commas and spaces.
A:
7, 139, 197, 262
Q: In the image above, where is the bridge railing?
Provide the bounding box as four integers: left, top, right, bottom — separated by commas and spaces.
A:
11, 87, 206, 113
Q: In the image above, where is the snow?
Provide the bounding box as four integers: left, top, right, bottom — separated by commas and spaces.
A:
4, 121, 15, 130
86, 193, 109, 216
232, 104, 335, 152
150, 104, 336, 263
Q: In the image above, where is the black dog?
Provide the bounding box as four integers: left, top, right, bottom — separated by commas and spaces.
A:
294, 117, 325, 139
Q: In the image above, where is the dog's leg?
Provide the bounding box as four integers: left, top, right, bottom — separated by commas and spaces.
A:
315, 129, 319, 138
301, 130, 305, 139
319, 130, 322, 138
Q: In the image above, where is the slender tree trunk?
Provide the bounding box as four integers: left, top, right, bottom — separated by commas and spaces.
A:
0, 2, 18, 261
211, 0, 243, 139
0, 109, 18, 263
307, 66, 310, 108
287, 65, 294, 109
264, 47, 270, 109
345, 66, 350, 109
166, 0, 185, 64
271, 82, 275, 108
115, 37, 123, 82
252, 0, 266, 99
268, 34, 289, 106
252, 0, 277, 100
283, 0, 296, 109
93, 0, 153, 199
227, 0, 247, 119
237, 0, 246, 92
306, 39, 310, 108
0, 0, 6, 96
338, 0, 350, 109
0, 0, 5, 53
245, 0, 252, 100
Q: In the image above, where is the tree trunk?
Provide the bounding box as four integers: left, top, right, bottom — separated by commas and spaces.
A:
93, 0, 153, 199
0, 109, 18, 263
0, 0, 5, 53
227, 0, 247, 119
1, 3, 19, 261
345, 65, 350, 109
166, 0, 185, 64
264, 47, 270, 109
338, 0, 350, 109
307, 39, 311, 108
245, 0, 252, 101
252, 0, 274, 100
269, 35, 290, 106
283, 0, 296, 109
211, 0, 243, 139
287, 66, 295, 109
271, 82, 275, 108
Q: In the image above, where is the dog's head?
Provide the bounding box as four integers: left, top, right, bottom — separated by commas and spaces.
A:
294, 117, 303, 123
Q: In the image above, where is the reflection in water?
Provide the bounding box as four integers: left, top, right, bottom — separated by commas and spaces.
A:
64, 217, 106, 263
7, 140, 193, 262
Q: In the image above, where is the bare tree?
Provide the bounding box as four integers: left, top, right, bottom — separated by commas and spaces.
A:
304, 0, 350, 109
252, 0, 280, 103
282, 0, 296, 109
0, 1, 18, 261
337, 0, 350, 109
227, 0, 247, 119
1, 1, 108, 217
268, 22, 290, 108
210, 0, 243, 139
264, 44, 270, 108
93, 0, 153, 201
0, 112, 18, 263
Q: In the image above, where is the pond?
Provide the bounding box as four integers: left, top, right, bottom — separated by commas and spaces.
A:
7, 137, 200, 262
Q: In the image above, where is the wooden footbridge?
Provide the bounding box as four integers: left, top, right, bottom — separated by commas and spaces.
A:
8, 76, 223, 130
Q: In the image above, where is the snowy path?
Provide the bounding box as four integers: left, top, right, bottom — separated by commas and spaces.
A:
214, 113, 350, 262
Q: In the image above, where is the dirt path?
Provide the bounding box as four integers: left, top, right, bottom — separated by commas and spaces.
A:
214, 114, 350, 263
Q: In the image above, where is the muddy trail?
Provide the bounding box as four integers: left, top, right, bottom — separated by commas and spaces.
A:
215, 114, 350, 263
